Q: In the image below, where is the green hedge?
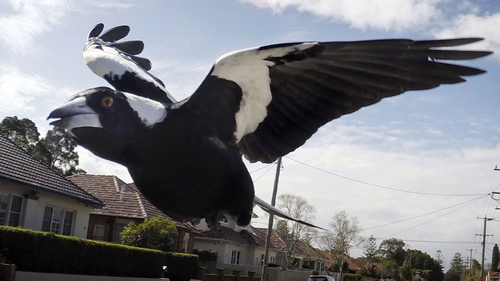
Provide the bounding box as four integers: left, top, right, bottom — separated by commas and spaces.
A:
164, 252, 199, 281
344, 273, 363, 281
192, 249, 217, 261
0, 226, 163, 277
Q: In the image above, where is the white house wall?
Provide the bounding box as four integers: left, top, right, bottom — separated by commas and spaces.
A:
193, 239, 226, 262
0, 179, 92, 238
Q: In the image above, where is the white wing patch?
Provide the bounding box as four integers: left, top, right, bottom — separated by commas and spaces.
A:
83, 44, 176, 103
211, 42, 318, 142
84, 44, 131, 78
123, 93, 167, 127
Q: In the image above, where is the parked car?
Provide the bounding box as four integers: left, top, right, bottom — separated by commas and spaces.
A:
308, 275, 336, 281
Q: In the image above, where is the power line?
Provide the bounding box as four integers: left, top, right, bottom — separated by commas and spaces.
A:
285, 156, 488, 197
362, 195, 488, 231
249, 163, 275, 174
383, 195, 487, 238
358, 236, 489, 245
252, 163, 277, 183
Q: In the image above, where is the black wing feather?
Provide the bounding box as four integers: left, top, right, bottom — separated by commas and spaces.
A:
184, 38, 491, 163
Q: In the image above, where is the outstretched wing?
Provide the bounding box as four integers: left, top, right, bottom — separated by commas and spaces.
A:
84, 23, 176, 104
183, 38, 491, 163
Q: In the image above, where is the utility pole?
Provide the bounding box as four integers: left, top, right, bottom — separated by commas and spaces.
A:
476, 216, 493, 279
466, 248, 477, 281
262, 157, 282, 281
464, 257, 470, 281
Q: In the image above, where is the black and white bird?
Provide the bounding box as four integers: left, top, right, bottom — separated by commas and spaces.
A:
49, 24, 491, 228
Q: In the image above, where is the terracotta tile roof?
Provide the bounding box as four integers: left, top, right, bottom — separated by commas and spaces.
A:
69, 174, 200, 233
0, 134, 101, 206
254, 228, 327, 259
255, 227, 287, 250
202, 225, 267, 246
69, 175, 145, 218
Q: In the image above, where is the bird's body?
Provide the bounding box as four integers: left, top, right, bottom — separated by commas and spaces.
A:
126, 100, 255, 226
49, 24, 492, 228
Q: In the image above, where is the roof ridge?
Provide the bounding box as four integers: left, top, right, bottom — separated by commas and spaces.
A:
135, 192, 148, 218
0, 134, 102, 206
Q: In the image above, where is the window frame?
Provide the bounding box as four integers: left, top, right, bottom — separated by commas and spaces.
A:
93, 224, 106, 241
231, 250, 241, 265
0, 192, 23, 227
41, 205, 75, 236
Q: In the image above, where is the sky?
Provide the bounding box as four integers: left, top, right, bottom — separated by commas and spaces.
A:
1, 0, 500, 270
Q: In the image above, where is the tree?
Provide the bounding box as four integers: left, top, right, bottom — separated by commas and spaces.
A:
492, 244, 499, 271
41, 127, 86, 176
0, 116, 41, 152
319, 210, 362, 278
274, 193, 317, 268
444, 253, 464, 281
120, 216, 178, 251
0, 116, 85, 176
407, 249, 444, 281
435, 250, 445, 267
399, 259, 412, 281
360, 262, 380, 278
379, 238, 406, 266
381, 259, 399, 280
363, 235, 380, 262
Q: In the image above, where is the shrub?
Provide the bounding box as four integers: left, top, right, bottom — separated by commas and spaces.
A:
344, 273, 363, 281
0, 226, 163, 277
193, 249, 218, 261
121, 216, 178, 252
164, 252, 199, 281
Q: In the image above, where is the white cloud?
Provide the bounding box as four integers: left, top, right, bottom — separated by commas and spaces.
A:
0, 0, 137, 55
242, 0, 444, 32
77, 148, 132, 182
0, 65, 54, 113
251, 126, 500, 264
0, 0, 75, 55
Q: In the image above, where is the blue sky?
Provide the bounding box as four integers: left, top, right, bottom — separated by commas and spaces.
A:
1, 0, 500, 268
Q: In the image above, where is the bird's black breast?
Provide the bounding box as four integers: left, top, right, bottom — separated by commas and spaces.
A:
124, 101, 254, 221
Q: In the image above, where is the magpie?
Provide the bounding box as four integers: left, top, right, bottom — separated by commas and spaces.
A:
49, 24, 491, 228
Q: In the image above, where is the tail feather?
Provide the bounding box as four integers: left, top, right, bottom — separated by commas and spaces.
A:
253, 196, 325, 230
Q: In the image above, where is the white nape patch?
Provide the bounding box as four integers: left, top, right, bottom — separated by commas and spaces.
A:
123, 93, 167, 127
211, 42, 318, 142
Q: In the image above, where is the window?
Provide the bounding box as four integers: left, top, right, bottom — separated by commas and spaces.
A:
94, 225, 105, 241
315, 261, 325, 272
270, 256, 276, 264
113, 223, 126, 243
0, 192, 23, 227
231, 250, 241, 264
42, 206, 75, 235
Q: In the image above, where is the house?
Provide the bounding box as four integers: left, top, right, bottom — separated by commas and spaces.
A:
68, 174, 199, 252
487, 271, 499, 281
193, 218, 280, 274
254, 227, 328, 273
346, 257, 383, 273
0, 134, 102, 238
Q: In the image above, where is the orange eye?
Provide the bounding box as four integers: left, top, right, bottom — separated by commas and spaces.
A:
102, 97, 113, 107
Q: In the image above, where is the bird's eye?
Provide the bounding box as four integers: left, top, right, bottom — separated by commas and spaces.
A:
102, 97, 113, 107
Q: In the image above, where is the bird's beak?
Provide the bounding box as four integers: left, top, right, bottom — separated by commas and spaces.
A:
48, 97, 101, 131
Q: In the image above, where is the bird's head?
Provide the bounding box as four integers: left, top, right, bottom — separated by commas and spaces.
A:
48, 87, 167, 163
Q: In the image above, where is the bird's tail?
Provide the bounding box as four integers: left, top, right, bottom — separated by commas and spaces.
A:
253, 196, 325, 230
